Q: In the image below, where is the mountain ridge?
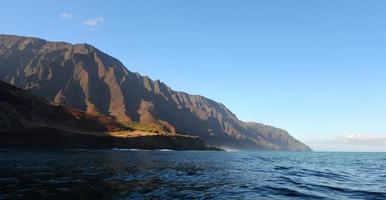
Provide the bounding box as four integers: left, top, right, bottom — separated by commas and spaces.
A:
0, 34, 311, 151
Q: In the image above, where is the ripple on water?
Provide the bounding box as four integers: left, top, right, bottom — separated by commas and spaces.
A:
260, 185, 326, 199
0, 150, 385, 199
300, 168, 350, 182
309, 183, 386, 199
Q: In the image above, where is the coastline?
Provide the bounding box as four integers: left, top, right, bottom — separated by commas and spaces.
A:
0, 127, 223, 151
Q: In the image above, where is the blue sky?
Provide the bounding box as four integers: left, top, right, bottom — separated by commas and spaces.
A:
1, 0, 386, 151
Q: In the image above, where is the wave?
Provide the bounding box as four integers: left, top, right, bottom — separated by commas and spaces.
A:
112, 148, 150, 151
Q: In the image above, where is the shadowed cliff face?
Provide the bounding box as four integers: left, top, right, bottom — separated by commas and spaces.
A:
0, 80, 130, 133
0, 34, 311, 151
0, 80, 215, 150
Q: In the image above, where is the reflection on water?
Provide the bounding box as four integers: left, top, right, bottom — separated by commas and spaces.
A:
0, 150, 385, 199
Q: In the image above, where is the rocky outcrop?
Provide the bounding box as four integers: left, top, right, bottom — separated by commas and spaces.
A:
0, 34, 311, 151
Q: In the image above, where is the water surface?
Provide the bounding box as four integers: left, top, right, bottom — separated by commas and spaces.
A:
0, 150, 385, 199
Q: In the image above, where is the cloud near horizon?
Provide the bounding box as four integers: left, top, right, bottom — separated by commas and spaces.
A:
84, 17, 104, 27
60, 12, 74, 19
308, 133, 386, 152
331, 133, 386, 145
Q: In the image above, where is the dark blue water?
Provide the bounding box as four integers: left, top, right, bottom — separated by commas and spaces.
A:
0, 150, 385, 199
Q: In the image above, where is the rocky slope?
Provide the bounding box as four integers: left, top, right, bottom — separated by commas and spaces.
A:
0, 34, 311, 151
0, 80, 214, 150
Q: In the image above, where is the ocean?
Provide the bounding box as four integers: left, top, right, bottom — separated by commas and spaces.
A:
0, 150, 385, 199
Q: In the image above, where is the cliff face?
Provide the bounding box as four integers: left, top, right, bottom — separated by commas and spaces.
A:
0, 34, 311, 151
0, 80, 128, 133
0, 80, 214, 150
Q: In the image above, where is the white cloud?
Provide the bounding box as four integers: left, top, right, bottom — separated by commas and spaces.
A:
330, 133, 386, 145
84, 17, 104, 27
308, 133, 386, 152
60, 12, 74, 19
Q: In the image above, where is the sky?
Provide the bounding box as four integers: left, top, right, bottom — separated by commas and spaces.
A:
1, 0, 386, 151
